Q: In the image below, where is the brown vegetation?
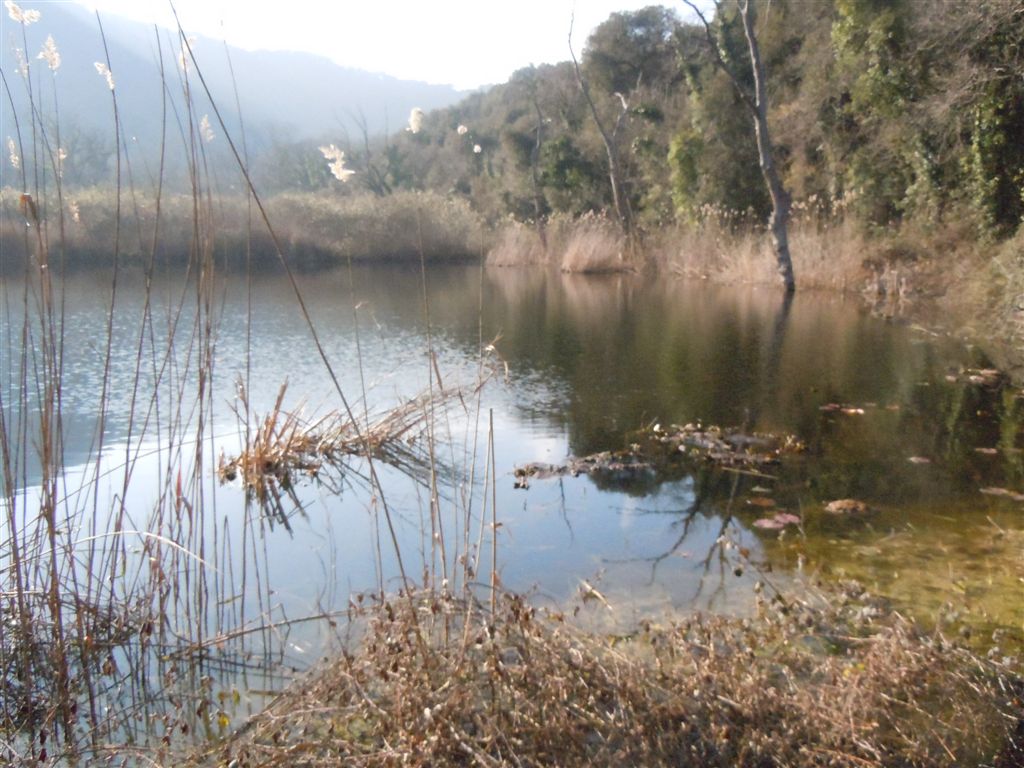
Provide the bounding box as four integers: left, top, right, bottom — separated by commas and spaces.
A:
196, 584, 1024, 768
218, 381, 471, 523
485, 208, 1024, 375
0, 188, 489, 271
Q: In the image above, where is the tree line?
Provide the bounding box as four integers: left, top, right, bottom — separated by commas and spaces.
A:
261, 1, 1024, 254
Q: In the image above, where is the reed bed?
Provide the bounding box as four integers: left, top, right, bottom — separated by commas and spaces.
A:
486, 212, 639, 273
200, 584, 1024, 768
0, 187, 489, 272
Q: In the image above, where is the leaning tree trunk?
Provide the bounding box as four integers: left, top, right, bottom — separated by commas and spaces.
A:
568, 22, 634, 237
739, 0, 795, 292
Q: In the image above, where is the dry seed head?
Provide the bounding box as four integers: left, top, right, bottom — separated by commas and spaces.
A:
37, 34, 59, 71
68, 200, 80, 223
7, 137, 20, 169
407, 107, 424, 134
94, 62, 115, 90
318, 143, 355, 182
199, 115, 215, 143
457, 124, 468, 135
5, 1, 40, 24
178, 36, 196, 71
473, 144, 482, 154
14, 47, 27, 78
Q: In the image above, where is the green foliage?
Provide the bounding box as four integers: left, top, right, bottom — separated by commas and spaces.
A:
833, 0, 917, 118
248, 1, 1023, 243
539, 136, 605, 214
668, 129, 703, 222
966, 86, 1024, 235
582, 6, 682, 94
956, 5, 1024, 236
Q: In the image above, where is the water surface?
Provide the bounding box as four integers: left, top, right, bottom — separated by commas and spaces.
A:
3, 263, 1022, 738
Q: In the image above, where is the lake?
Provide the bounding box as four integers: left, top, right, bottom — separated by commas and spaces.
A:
2, 262, 1022, 744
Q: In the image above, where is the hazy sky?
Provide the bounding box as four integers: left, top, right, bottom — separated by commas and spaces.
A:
70, 0, 688, 90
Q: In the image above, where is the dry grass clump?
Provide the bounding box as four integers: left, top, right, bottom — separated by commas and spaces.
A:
485, 220, 550, 267
560, 212, 635, 273
963, 228, 1024, 359
219, 382, 466, 521
654, 214, 870, 291
199, 586, 1023, 768
486, 213, 639, 273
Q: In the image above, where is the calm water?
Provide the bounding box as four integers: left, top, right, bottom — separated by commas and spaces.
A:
3, 263, 1023, 729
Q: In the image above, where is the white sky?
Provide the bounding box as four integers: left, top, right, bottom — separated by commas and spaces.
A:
70, 0, 686, 90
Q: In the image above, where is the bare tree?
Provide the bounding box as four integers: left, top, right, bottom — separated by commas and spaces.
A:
347, 108, 393, 197
568, 16, 635, 236
682, 0, 796, 292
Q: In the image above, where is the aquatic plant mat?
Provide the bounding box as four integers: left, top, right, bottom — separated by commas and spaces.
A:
196, 585, 1023, 767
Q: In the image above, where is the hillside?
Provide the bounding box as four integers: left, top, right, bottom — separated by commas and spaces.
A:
0, 1, 466, 186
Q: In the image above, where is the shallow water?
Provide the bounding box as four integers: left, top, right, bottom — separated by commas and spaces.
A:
3, 263, 1022, 743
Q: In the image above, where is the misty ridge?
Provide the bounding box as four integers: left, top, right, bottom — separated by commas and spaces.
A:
0, 1, 468, 187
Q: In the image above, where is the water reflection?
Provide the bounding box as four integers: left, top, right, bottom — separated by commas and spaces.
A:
3, 265, 1021, 634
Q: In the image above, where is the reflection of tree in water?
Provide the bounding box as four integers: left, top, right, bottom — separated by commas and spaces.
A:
597, 460, 787, 608
524, 271, 1024, 504
587, 292, 793, 598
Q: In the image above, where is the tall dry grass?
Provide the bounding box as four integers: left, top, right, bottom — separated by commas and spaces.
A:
0, 187, 489, 271
486, 203, 1024, 372
487, 212, 640, 273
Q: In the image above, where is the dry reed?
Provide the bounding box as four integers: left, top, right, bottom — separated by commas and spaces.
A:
217, 381, 472, 523
197, 584, 1024, 768
486, 213, 639, 273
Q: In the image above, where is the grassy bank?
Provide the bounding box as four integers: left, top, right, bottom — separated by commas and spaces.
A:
194, 585, 1023, 768
0, 188, 490, 271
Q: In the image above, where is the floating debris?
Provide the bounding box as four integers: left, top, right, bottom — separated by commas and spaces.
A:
979, 487, 1024, 502
819, 403, 867, 415
974, 447, 999, 456
514, 422, 803, 489
753, 512, 802, 530
220, 381, 469, 520
746, 497, 776, 508
824, 498, 873, 515
774, 512, 802, 525
652, 422, 804, 467
945, 367, 1006, 388
513, 452, 654, 489
907, 456, 931, 465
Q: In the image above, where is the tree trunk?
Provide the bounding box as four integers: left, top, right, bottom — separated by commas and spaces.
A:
569, 20, 634, 237
530, 95, 549, 251
739, 0, 796, 292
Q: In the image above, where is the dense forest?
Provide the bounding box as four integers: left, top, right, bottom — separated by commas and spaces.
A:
261, 0, 1023, 247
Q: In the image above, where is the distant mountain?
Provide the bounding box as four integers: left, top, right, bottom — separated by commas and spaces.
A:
0, 2, 467, 168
